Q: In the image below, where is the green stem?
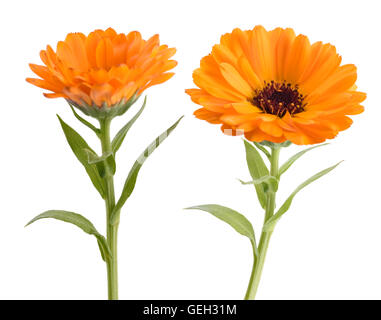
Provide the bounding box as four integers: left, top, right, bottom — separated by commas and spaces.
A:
245, 145, 280, 300
99, 118, 119, 300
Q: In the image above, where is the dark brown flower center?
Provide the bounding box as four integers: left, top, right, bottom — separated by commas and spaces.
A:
252, 81, 305, 117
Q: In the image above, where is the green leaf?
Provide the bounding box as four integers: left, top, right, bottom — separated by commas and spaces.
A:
25, 210, 111, 261
57, 115, 106, 198
186, 204, 256, 241
112, 96, 147, 155
244, 140, 269, 209
264, 161, 342, 231
97, 237, 112, 262
85, 149, 116, 177
110, 116, 183, 224
239, 175, 279, 192
279, 143, 329, 176
253, 142, 271, 160
68, 103, 100, 136
186, 204, 258, 257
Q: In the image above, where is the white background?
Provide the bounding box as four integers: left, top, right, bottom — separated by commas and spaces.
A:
0, 0, 380, 300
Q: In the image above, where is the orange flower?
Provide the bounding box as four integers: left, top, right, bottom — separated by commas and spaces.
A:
27, 28, 177, 116
186, 26, 366, 145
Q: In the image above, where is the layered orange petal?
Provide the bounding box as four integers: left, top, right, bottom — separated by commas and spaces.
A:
28, 28, 176, 108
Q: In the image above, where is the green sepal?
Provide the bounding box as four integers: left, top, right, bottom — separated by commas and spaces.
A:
186, 204, 258, 258
243, 140, 269, 209
112, 96, 147, 155
57, 115, 106, 198
68, 102, 100, 137
25, 210, 111, 262
253, 142, 271, 160
264, 161, 342, 232
67, 93, 139, 120
279, 143, 329, 176
110, 116, 183, 224
239, 175, 279, 192
260, 140, 292, 148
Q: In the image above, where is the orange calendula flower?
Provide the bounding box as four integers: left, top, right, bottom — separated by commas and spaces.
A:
27, 28, 177, 118
186, 26, 366, 145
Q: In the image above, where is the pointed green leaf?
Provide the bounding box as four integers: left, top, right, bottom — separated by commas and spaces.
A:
264, 161, 342, 231
239, 175, 279, 192
68, 103, 100, 136
186, 204, 258, 256
97, 237, 112, 262
25, 210, 111, 261
25, 210, 98, 234
112, 96, 147, 155
244, 140, 269, 209
57, 115, 105, 198
110, 116, 183, 224
253, 142, 271, 160
84, 149, 116, 177
279, 143, 328, 176
84, 148, 101, 164
84, 149, 106, 177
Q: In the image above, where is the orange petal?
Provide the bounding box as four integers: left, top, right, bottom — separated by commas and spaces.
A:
248, 25, 274, 81
141, 72, 174, 91
219, 63, 253, 97
194, 108, 221, 124
26, 78, 62, 92
245, 128, 285, 143
237, 55, 262, 89
299, 43, 341, 93
232, 101, 260, 114
284, 34, 311, 84
308, 64, 357, 102
193, 69, 245, 101
90, 83, 114, 106
86, 31, 103, 68
274, 28, 295, 81
57, 41, 75, 67
96, 38, 114, 69
259, 120, 283, 137
65, 33, 88, 71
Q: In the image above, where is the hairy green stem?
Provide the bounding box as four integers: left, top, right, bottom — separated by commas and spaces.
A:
99, 118, 119, 300
245, 146, 280, 300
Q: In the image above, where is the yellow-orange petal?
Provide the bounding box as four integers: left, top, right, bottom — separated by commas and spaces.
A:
220, 113, 258, 125
237, 55, 262, 89
142, 72, 174, 91
248, 25, 274, 81
308, 64, 357, 103
26, 78, 62, 92
219, 63, 253, 97
194, 108, 221, 124
64, 86, 92, 106
193, 69, 245, 101
259, 120, 283, 137
274, 28, 296, 81
245, 128, 285, 143
232, 101, 260, 114
96, 38, 114, 69
65, 33, 89, 71
283, 34, 311, 84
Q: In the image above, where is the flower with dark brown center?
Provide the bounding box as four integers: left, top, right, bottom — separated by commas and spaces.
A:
252, 81, 305, 118
186, 26, 366, 145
